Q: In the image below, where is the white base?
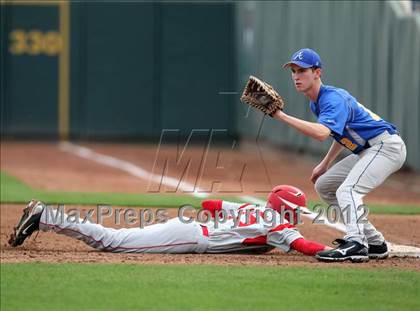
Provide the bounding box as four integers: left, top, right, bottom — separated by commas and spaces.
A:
388, 243, 420, 258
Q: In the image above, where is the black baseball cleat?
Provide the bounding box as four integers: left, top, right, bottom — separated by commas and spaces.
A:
368, 242, 389, 259
315, 239, 369, 263
8, 200, 45, 247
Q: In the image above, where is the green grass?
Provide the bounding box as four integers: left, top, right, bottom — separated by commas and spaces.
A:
0, 171, 36, 201
1, 171, 419, 214
0, 171, 202, 207
307, 201, 420, 215
360, 203, 420, 215
1, 263, 419, 311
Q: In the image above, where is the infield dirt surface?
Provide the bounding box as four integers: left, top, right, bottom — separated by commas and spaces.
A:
1, 142, 420, 270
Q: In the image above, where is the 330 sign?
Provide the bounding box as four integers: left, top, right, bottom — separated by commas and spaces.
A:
9, 29, 62, 56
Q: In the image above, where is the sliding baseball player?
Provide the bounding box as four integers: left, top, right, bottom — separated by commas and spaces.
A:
9, 185, 330, 257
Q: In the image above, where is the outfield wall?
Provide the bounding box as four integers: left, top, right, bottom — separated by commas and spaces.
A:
235, 1, 420, 171
1, 1, 419, 171
1, 1, 236, 140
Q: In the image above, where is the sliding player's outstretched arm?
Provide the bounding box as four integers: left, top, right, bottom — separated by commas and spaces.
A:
290, 238, 331, 256
267, 224, 331, 256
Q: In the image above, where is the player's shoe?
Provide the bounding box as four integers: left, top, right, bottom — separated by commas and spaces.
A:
315, 239, 369, 263
368, 242, 389, 259
8, 200, 45, 247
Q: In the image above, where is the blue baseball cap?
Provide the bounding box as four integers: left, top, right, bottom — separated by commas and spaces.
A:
283, 48, 322, 69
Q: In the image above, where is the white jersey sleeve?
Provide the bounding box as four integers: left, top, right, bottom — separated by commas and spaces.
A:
266, 226, 303, 252
221, 201, 247, 212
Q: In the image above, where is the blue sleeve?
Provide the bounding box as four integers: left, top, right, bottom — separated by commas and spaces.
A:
317, 95, 349, 135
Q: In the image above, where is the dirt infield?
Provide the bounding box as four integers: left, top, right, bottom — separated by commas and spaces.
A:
1, 205, 419, 270
1, 142, 420, 269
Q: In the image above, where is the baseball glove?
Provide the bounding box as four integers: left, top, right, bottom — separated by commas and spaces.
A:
240, 75, 285, 116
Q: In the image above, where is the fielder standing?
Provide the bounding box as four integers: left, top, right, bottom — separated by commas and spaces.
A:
275, 48, 406, 262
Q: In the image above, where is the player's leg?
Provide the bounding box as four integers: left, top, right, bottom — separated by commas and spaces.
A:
39, 207, 208, 253
335, 136, 406, 246
314, 154, 358, 206
363, 221, 385, 245
316, 136, 406, 262
314, 146, 395, 247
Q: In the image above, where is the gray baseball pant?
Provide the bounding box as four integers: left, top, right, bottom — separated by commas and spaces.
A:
314, 132, 406, 246
39, 209, 208, 253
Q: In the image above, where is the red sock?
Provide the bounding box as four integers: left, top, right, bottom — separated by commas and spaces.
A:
290, 238, 327, 256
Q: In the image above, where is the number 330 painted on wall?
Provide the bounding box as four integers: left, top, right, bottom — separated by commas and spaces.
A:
9, 29, 62, 56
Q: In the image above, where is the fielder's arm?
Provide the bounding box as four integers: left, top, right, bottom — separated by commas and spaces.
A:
273, 110, 330, 141
310, 140, 344, 183
321, 140, 344, 166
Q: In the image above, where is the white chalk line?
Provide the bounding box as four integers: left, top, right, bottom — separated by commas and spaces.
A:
59, 142, 208, 198
58, 142, 420, 258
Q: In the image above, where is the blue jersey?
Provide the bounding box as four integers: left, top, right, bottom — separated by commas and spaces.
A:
310, 85, 398, 154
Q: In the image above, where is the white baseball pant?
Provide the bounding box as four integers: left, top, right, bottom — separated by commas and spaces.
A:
39, 209, 208, 253
315, 132, 406, 246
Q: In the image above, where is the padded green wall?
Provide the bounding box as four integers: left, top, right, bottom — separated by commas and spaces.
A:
1, 2, 236, 140
1, 4, 59, 138
235, 1, 420, 171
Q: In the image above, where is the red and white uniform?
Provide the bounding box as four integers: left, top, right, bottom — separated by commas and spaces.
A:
203, 200, 302, 253
39, 200, 325, 255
